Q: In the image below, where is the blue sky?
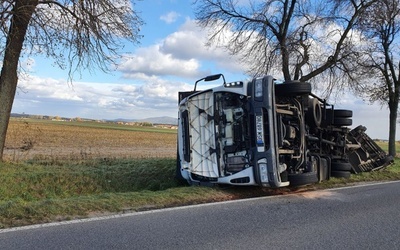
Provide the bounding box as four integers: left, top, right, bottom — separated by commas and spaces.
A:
11, 0, 396, 139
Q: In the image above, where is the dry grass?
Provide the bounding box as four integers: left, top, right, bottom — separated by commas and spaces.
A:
4, 119, 177, 161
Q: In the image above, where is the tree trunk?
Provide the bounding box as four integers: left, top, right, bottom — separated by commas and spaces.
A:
388, 99, 398, 157
0, 0, 38, 160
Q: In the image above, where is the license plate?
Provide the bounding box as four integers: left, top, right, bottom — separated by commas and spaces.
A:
256, 115, 264, 146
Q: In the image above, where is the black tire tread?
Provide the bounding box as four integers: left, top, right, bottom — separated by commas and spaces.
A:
275, 82, 312, 96
334, 109, 353, 118
331, 162, 352, 171
288, 171, 319, 186
333, 118, 352, 126
307, 98, 322, 128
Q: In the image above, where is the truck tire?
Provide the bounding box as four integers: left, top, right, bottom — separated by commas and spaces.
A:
275, 82, 312, 96
334, 109, 353, 118
331, 170, 351, 178
307, 98, 322, 128
325, 109, 353, 126
333, 118, 352, 126
288, 172, 319, 186
331, 162, 352, 171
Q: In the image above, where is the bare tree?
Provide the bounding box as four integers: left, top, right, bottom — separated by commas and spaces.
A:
194, 0, 376, 87
353, 0, 400, 156
0, 0, 143, 160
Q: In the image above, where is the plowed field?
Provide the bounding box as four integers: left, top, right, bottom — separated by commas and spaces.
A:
4, 119, 177, 161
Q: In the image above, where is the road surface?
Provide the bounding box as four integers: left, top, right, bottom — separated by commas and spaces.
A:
1, 181, 400, 249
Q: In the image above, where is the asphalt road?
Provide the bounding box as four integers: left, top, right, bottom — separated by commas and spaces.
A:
1, 181, 400, 250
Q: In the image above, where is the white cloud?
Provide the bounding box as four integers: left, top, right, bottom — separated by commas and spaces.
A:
160, 11, 180, 24
18, 76, 82, 101
161, 19, 248, 72
119, 44, 207, 79
13, 75, 193, 120
118, 18, 249, 80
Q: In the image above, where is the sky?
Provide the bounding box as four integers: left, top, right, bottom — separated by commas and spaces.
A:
10, 0, 397, 140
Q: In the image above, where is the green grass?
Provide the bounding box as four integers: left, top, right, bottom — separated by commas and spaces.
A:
313, 158, 400, 188
375, 141, 400, 155
0, 158, 241, 228
1, 157, 400, 229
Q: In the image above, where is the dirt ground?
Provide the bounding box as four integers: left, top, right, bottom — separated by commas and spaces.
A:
4, 119, 177, 161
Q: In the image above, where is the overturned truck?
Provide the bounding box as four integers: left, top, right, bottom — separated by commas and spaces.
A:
177, 74, 393, 187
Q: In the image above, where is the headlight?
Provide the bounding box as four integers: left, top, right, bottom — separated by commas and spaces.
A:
258, 159, 268, 182
255, 78, 263, 97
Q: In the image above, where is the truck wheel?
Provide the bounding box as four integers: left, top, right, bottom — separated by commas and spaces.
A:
288, 172, 318, 186
331, 171, 351, 178
331, 162, 352, 171
307, 98, 322, 128
325, 109, 353, 126
333, 118, 352, 126
275, 82, 312, 96
334, 109, 353, 118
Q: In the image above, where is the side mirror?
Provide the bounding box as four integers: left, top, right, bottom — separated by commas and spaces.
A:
194, 74, 226, 91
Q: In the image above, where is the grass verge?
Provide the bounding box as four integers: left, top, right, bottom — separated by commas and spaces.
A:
1, 157, 400, 229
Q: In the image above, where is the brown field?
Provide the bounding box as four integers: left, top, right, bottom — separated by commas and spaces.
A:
4, 119, 177, 161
